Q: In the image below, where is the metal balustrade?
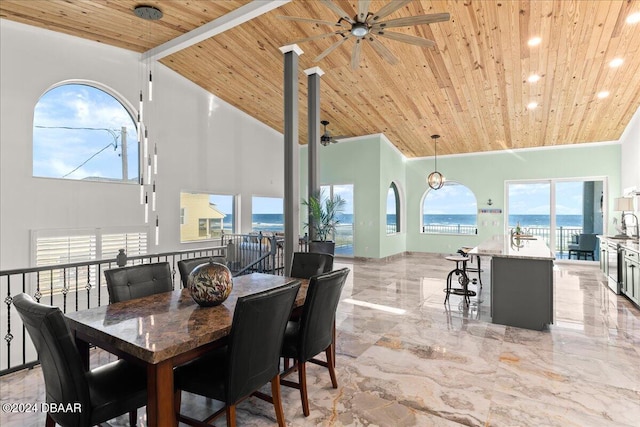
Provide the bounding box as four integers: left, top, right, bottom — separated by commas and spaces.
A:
0, 232, 310, 376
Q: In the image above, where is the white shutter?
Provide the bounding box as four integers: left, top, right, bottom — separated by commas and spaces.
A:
34, 234, 97, 293
101, 232, 147, 259
32, 228, 147, 294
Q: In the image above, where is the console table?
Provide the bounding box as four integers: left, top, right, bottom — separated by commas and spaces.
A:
470, 235, 555, 330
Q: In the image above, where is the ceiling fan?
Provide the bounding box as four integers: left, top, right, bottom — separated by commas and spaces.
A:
320, 120, 347, 145
280, 0, 450, 69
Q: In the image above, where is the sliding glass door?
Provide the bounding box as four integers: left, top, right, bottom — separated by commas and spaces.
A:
321, 184, 354, 256
507, 179, 605, 262
507, 182, 551, 246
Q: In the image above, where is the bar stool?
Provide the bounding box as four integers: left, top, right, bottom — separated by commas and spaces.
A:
459, 246, 483, 288
444, 255, 477, 306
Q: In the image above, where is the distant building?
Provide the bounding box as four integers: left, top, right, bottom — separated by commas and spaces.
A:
180, 192, 226, 241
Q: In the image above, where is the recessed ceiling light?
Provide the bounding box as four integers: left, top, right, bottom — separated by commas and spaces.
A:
527, 37, 542, 46
626, 12, 640, 24
527, 102, 538, 110
597, 91, 610, 99
527, 74, 541, 83
609, 58, 624, 68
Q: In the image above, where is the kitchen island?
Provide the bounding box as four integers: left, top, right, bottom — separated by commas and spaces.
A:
470, 235, 555, 331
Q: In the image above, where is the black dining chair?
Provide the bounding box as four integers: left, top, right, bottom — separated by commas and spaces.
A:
104, 262, 172, 303
12, 293, 147, 427
174, 281, 301, 427
280, 268, 350, 416
177, 256, 227, 288
289, 252, 334, 279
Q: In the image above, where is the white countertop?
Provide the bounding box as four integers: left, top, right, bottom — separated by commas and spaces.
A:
469, 235, 555, 260
598, 235, 640, 253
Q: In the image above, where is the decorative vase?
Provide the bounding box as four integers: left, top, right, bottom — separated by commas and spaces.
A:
187, 259, 233, 307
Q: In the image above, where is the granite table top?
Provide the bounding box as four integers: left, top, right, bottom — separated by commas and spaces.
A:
66, 273, 307, 364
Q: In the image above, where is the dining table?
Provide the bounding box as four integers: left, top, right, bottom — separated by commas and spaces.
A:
65, 273, 308, 427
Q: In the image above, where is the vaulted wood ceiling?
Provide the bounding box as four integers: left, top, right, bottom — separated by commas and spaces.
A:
2, 0, 640, 157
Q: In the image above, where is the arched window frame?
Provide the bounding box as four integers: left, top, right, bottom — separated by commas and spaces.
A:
386, 181, 403, 235
420, 181, 478, 235
32, 80, 139, 183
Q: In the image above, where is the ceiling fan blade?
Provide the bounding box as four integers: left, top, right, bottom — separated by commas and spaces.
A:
374, 30, 436, 47
278, 15, 344, 27
314, 34, 351, 61
357, 0, 372, 23
371, 0, 412, 22
351, 39, 362, 69
289, 31, 346, 45
372, 13, 451, 29
320, 0, 355, 24
366, 35, 399, 65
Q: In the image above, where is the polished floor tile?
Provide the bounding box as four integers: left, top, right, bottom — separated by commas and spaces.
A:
1, 253, 639, 426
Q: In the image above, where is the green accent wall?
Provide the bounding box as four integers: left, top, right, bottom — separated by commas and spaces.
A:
407, 143, 621, 253
302, 138, 621, 258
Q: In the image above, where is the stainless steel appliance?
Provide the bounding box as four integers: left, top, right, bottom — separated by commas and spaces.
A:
606, 241, 621, 294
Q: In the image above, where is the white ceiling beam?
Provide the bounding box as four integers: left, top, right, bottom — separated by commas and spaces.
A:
142, 0, 291, 61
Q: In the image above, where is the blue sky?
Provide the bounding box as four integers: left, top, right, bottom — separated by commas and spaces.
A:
509, 181, 584, 215
33, 84, 138, 180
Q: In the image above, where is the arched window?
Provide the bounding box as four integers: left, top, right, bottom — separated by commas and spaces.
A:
33, 83, 138, 182
422, 182, 477, 234
386, 182, 401, 234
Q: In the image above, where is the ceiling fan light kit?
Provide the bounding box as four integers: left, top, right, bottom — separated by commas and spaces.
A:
281, 0, 450, 69
320, 120, 346, 146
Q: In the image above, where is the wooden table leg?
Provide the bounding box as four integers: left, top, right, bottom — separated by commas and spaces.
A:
147, 360, 176, 427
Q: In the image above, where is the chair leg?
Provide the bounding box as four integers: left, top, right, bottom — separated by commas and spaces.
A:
271, 375, 286, 427
226, 404, 237, 427
46, 413, 55, 427
298, 361, 310, 417
129, 409, 137, 426
332, 319, 337, 368
325, 346, 338, 389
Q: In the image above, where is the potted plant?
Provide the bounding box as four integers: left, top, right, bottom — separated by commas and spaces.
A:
302, 190, 346, 255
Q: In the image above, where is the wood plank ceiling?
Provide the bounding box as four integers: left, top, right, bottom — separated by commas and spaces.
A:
2, 0, 640, 157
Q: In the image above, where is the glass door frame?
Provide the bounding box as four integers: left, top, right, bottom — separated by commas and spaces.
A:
320, 183, 354, 257
504, 176, 609, 263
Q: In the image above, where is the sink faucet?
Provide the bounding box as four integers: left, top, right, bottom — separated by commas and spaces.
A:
622, 212, 639, 238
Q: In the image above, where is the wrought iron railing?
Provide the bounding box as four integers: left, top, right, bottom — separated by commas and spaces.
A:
422, 224, 478, 235
0, 232, 310, 376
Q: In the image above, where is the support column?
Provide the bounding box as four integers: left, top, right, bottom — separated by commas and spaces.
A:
279, 44, 303, 276
304, 67, 324, 241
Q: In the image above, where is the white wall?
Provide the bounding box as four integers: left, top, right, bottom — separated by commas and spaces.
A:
620, 105, 640, 194
0, 20, 285, 269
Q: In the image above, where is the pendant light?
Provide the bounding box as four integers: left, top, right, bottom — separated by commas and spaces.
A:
134, 4, 163, 245
427, 134, 445, 190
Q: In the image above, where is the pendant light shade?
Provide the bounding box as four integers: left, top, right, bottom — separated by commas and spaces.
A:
427, 134, 445, 190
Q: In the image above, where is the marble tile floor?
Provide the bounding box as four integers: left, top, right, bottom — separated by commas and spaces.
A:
1, 253, 639, 426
